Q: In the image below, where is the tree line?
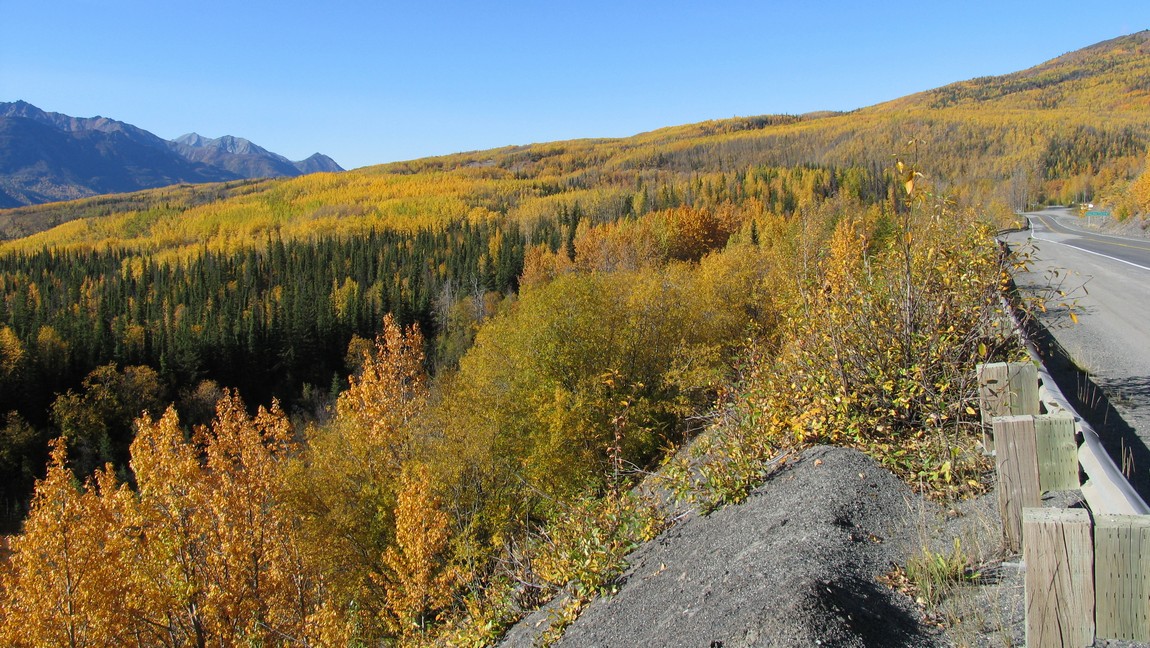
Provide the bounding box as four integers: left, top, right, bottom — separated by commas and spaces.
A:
0, 219, 534, 527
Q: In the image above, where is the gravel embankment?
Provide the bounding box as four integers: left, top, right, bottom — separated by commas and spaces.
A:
501, 445, 952, 647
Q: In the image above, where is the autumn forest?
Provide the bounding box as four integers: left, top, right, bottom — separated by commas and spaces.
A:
1, 31, 1150, 647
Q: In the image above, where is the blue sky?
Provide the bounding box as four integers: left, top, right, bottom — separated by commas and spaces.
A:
1, 1, 1146, 170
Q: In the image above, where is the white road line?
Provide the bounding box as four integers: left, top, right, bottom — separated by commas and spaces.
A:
1042, 218, 1150, 246
1029, 233, 1150, 272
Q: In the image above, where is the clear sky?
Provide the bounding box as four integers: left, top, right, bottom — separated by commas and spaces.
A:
1, 1, 1146, 170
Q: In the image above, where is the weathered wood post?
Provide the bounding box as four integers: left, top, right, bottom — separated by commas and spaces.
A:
977, 361, 1040, 453
1035, 413, 1079, 491
996, 415, 1042, 552
996, 413, 1080, 552
1094, 514, 1150, 641
1024, 507, 1095, 647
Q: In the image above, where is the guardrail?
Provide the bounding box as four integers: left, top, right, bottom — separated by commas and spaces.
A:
994, 290, 1149, 516
979, 292, 1150, 646
1025, 348, 1149, 516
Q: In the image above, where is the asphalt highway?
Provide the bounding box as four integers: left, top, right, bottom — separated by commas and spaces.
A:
1005, 208, 1150, 498
1026, 208, 1150, 269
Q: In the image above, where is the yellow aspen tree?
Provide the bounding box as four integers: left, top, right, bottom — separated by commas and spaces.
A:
382, 463, 456, 640
196, 392, 307, 643
85, 467, 141, 645
283, 315, 432, 643
0, 441, 134, 647
336, 313, 427, 467
823, 214, 867, 298
0, 326, 24, 379
1132, 157, 1150, 214
129, 406, 211, 646
520, 243, 574, 289
130, 395, 322, 646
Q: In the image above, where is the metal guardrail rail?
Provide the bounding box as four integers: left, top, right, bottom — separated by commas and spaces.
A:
1001, 290, 1150, 516
1024, 341, 1150, 515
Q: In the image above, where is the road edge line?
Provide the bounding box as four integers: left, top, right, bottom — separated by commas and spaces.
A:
1028, 234, 1150, 272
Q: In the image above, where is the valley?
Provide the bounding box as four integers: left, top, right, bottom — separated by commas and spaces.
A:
0, 30, 1148, 647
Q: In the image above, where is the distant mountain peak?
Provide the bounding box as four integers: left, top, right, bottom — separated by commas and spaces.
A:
173, 132, 212, 148
294, 153, 344, 174
168, 130, 343, 175
174, 133, 270, 157
0, 101, 343, 207
0, 100, 44, 118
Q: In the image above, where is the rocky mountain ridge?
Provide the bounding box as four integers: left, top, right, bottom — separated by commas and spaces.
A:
0, 101, 342, 207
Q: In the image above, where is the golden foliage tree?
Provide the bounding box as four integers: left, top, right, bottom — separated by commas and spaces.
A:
337, 313, 427, 465
284, 314, 433, 643
382, 463, 456, 640
1132, 156, 1150, 214
128, 405, 212, 646
193, 394, 302, 641
0, 392, 330, 647
0, 441, 135, 647
0, 326, 24, 380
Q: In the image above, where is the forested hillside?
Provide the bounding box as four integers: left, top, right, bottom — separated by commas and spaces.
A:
0, 31, 1148, 647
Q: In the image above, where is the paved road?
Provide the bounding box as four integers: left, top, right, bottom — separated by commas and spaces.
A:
1026, 208, 1150, 269
1005, 208, 1150, 498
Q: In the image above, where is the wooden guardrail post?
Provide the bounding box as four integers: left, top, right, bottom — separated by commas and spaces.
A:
996, 415, 1042, 552
1035, 413, 1079, 491
995, 413, 1079, 552
1094, 514, 1150, 641
1024, 507, 1095, 648
977, 361, 1039, 453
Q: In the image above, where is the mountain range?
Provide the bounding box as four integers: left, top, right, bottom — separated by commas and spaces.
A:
0, 101, 342, 207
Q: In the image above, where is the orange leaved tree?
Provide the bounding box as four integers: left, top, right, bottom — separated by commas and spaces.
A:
0, 391, 333, 647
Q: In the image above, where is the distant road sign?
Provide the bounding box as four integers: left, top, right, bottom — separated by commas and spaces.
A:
1085, 210, 1111, 217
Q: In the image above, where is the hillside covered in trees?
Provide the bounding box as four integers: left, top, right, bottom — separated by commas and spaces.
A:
0, 31, 1149, 646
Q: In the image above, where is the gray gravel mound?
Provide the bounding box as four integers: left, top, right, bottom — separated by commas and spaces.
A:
501, 445, 944, 647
